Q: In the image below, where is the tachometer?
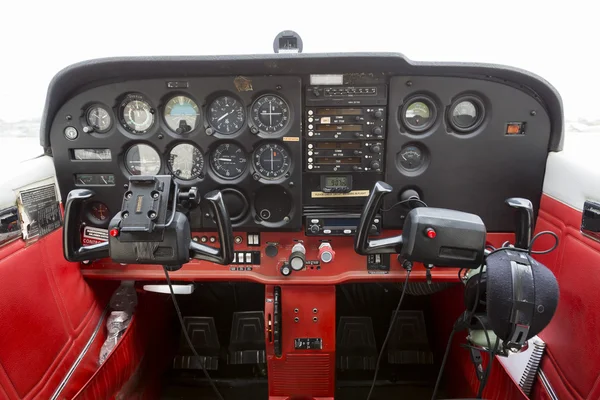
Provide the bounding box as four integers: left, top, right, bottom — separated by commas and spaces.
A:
85, 105, 112, 133
119, 94, 154, 134
124, 144, 161, 175
253, 143, 290, 179
250, 95, 290, 134
210, 143, 247, 179
164, 95, 200, 133
168, 143, 204, 180
208, 96, 245, 134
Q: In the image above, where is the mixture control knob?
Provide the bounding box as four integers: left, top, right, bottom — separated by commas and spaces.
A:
372, 126, 382, 135
370, 160, 381, 170
280, 263, 292, 276
318, 243, 335, 263
289, 243, 306, 271
373, 109, 383, 118
370, 145, 381, 153
309, 225, 320, 234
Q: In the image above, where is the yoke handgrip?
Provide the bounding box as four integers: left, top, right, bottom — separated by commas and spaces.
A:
189, 190, 234, 265
354, 181, 403, 255
63, 189, 108, 262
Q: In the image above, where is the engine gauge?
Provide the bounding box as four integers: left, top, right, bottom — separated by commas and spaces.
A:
208, 96, 245, 134
210, 143, 247, 179
401, 95, 437, 133
164, 95, 200, 133
124, 144, 161, 175
398, 144, 425, 171
253, 143, 290, 179
89, 202, 110, 222
168, 143, 204, 180
250, 95, 290, 134
85, 105, 112, 133
119, 94, 154, 134
448, 96, 485, 133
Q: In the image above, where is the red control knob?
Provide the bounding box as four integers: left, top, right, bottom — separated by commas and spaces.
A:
318, 243, 335, 263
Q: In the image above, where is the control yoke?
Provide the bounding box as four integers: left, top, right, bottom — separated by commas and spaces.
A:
354, 181, 487, 269
63, 175, 234, 269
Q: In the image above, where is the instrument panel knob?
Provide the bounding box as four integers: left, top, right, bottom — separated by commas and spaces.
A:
289, 243, 306, 271
309, 224, 320, 234
372, 126, 382, 135
318, 242, 335, 263
373, 109, 383, 118
370, 145, 381, 153
370, 160, 381, 170
280, 263, 292, 276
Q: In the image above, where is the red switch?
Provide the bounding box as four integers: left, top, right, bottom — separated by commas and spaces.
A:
425, 228, 436, 239
109, 228, 120, 237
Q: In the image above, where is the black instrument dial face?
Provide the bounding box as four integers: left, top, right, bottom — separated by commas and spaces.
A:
253, 143, 290, 179
85, 105, 112, 132
251, 95, 290, 134
398, 145, 424, 171
168, 143, 204, 180
210, 143, 247, 179
119, 94, 154, 134
164, 95, 200, 133
89, 202, 110, 222
125, 144, 161, 175
208, 96, 245, 134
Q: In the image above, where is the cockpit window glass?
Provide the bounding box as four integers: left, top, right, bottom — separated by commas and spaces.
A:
0, 0, 597, 171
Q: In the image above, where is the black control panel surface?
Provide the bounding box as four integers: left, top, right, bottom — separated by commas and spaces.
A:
45, 54, 561, 236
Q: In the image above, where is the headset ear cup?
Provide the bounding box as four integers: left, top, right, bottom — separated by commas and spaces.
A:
486, 250, 559, 342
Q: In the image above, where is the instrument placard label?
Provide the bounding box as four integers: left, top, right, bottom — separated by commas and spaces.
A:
311, 190, 369, 198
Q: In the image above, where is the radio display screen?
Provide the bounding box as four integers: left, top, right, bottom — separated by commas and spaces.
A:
315, 124, 362, 131
316, 108, 362, 115
323, 218, 358, 227
324, 176, 349, 187
315, 157, 361, 165
314, 142, 361, 150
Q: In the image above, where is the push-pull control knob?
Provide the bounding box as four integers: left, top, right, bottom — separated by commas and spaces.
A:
289, 243, 306, 271
280, 263, 292, 276
318, 242, 335, 263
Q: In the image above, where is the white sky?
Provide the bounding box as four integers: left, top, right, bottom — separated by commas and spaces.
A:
0, 0, 598, 122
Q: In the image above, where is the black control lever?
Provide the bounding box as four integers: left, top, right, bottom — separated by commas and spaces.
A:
354, 181, 403, 255
189, 190, 234, 265
63, 189, 109, 262
505, 197, 534, 249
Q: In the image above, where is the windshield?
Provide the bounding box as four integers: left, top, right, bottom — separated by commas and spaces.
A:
1, 0, 598, 170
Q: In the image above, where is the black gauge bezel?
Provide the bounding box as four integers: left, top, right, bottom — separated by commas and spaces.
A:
396, 142, 430, 177
399, 94, 438, 134
447, 95, 486, 133
206, 93, 246, 136
84, 103, 113, 133
118, 93, 156, 135
252, 142, 292, 181
167, 142, 205, 181
209, 142, 248, 180
162, 94, 202, 135
87, 201, 110, 225
249, 94, 291, 136
123, 143, 162, 176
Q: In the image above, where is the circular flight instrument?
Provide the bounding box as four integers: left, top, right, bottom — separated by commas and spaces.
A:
250, 94, 290, 134
252, 143, 290, 179
254, 185, 292, 223
448, 96, 485, 133
398, 144, 425, 171
85, 105, 112, 133
119, 94, 154, 134
401, 95, 437, 133
208, 96, 245, 134
168, 143, 205, 180
163, 95, 200, 133
210, 143, 247, 179
89, 202, 109, 222
124, 144, 161, 175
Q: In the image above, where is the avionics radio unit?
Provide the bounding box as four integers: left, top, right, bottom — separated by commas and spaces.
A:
306, 141, 383, 172
306, 107, 386, 140
305, 214, 382, 236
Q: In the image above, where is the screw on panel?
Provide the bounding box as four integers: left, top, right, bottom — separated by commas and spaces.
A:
206, 127, 214, 135
313, 308, 318, 314
406, 81, 413, 87
313, 317, 318, 322
294, 317, 299, 323
123, 212, 129, 219
158, 134, 164, 139
250, 126, 259, 134
294, 308, 299, 313
66, 115, 72, 121
530, 110, 537, 116
276, 85, 282, 90
283, 216, 290, 223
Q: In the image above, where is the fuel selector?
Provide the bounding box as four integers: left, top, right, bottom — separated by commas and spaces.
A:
289, 243, 306, 271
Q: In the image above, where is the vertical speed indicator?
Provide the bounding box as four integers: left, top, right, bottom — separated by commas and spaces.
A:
252, 143, 290, 179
